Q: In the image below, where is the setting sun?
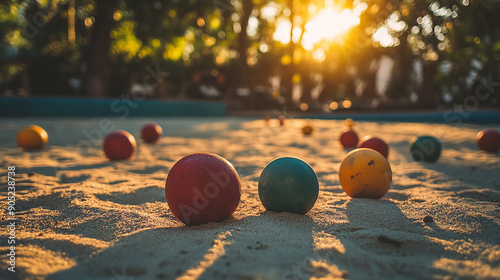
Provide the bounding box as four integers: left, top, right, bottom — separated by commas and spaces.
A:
302, 8, 360, 50
273, 7, 360, 50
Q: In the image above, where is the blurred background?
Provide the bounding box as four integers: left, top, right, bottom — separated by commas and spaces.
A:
1, 0, 499, 112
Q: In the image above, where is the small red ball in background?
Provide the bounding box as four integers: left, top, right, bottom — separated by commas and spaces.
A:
141, 122, 162, 143
278, 116, 286, 126
340, 128, 359, 148
165, 153, 241, 226
477, 129, 500, 153
103, 130, 137, 161
358, 135, 389, 158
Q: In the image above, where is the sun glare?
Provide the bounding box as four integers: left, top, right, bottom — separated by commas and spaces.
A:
302, 8, 360, 50
273, 7, 360, 50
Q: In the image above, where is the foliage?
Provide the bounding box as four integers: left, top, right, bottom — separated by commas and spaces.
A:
0, 0, 498, 108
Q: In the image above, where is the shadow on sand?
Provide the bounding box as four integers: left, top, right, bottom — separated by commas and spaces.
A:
46, 212, 316, 280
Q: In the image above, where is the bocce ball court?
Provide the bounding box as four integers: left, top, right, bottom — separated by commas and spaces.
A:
1, 106, 499, 280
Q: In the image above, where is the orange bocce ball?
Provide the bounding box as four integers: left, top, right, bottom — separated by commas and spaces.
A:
17, 125, 48, 150
339, 148, 392, 199
302, 124, 313, 136
345, 118, 354, 128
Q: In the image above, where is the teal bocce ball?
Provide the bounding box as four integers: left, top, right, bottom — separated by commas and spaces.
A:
409, 136, 442, 162
258, 157, 319, 214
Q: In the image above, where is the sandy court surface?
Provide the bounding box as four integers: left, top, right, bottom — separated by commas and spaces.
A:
0, 117, 499, 280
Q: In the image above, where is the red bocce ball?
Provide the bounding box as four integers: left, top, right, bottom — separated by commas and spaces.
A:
103, 130, 137, 161
141, 122, 162, 143
358, 135, 389, 158
165, 153, 241, 226
477, 129, 500, 153
339, 128, 359, 148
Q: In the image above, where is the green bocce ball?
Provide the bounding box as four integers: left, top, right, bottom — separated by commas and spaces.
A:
258, 157, 319, 214
409, 136, 442, 162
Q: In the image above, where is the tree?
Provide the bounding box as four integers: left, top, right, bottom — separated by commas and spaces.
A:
82, 0, 119, 98
237, 0, 253, 88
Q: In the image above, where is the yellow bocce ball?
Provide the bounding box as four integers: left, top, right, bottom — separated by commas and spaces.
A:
339, 148, 392, 199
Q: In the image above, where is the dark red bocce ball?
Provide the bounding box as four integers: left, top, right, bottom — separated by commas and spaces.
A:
339, 128, 359, 148
358, 135, 389, 158
165, 153, 241, 226
477, 129, 500, 153
103, 130, 137, 161
141, 122, 162, 143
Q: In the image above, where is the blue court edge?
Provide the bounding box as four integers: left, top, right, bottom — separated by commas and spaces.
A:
0, 97, 226, 117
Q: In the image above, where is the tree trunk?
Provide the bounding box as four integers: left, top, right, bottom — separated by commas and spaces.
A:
361, 59, 379, 99
83, 0, 119, 98
237, 0, 252, 84
418, 60, 439, 108
235, 0, 253, 108
283, 0, 295, 108
297, 13, 309, 103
